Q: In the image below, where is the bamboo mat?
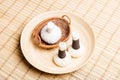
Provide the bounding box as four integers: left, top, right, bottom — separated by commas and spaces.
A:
0, 0, 120, 80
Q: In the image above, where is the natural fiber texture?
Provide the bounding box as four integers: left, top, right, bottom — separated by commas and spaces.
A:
0, 0, 120, 80
32, 15, 70, 49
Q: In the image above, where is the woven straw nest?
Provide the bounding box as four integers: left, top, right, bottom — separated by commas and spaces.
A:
32, 15, 71, 49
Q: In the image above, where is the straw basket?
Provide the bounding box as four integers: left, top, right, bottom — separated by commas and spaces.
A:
32, 15, 71, 49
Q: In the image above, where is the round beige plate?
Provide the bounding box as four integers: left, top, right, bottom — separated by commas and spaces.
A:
20, 11, 95, 74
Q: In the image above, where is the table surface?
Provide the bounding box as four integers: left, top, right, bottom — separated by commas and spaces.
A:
0, 0, 120, 80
